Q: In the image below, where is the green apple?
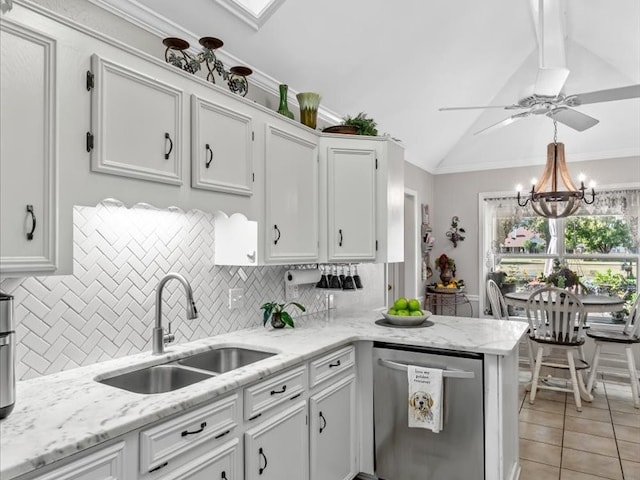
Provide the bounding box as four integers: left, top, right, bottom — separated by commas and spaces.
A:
393, 297, 408, 310
408, 299, 421, 311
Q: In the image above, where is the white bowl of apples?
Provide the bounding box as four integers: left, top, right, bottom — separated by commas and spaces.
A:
382, 297, 432, 326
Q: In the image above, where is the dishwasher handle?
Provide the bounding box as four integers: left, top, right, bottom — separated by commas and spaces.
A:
377, 358, 475, 379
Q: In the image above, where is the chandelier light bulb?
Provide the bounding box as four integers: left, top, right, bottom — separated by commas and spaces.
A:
516, 184, 523, 192
578, 173, 586, 183
530, 178, 537, 185
589, 180, 597, 188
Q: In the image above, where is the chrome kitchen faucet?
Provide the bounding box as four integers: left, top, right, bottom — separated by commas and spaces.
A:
152, 273, 198, 354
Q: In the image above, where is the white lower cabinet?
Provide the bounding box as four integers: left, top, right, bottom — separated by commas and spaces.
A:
155, 439, 241, 480
244, 401, 308, 480
309, 375, 358, 480
139, 394, 239, 475
33, 442, 128, 480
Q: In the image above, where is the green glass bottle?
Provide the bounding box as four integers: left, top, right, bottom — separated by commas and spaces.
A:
277, 84, 294, 119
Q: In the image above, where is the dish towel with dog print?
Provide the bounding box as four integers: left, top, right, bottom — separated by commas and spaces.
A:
407, 365, 443, 432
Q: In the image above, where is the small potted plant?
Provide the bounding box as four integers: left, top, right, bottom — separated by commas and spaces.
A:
342, 112, 378, 136
260, 301, 306, 329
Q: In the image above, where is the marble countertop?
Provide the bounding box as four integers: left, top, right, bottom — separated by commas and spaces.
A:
0, 310, 527, 479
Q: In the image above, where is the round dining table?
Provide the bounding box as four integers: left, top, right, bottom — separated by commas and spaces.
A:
504, 291, 625, 314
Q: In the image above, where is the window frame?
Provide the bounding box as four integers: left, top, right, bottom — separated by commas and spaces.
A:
479, 183, 640, 321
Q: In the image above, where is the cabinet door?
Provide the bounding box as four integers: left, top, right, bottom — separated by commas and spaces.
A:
90, 54, 183, 185
327, 146, 376, 261
34, 442, 126, 480
244, 402, 308, 480
265, 124, 318, 263
309, 375, 357, 480
191, 94, 253, 196
0, 20, 57, 276
154, 439, 241, 480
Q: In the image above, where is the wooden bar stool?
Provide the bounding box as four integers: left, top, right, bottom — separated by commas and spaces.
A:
526, 286, 591, 411
586, 296, 640, 408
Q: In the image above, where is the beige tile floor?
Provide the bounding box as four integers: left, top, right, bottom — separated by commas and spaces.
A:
518, 370, 640, 480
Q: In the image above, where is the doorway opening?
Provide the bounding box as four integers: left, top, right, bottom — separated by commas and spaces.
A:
386, 189, 419, 306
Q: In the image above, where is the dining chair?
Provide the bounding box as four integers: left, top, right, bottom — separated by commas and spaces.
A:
586, 296, 640, 408
487, 279, 509, 320
526, 285, 591, 411
487, 279, 535, 374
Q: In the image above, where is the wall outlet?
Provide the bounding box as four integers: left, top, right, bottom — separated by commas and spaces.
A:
285, 283, 299, 300
229, 288, 245, 310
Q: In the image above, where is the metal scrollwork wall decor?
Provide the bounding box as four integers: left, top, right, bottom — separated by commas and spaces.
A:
162, 36, 252, 97
446, 216, 466, 248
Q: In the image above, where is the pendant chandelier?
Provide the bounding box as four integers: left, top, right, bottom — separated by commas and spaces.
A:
517, 120, 596, 218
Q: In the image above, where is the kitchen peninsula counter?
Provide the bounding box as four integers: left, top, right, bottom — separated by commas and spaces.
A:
1, 310, 527, 479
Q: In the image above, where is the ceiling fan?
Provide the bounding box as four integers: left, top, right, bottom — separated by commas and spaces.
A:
439, 0, 640, 135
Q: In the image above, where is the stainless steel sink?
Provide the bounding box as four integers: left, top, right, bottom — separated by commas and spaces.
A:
97, 364, 214, 394
176, 347, 276, 374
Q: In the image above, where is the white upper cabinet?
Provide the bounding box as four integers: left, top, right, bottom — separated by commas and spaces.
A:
0, 19, 58, 277
320, 135, 405, 264
89, 54, 183, 185
191, 94, 253, 196
326, 144, 377, 262
264, 122, 319, 263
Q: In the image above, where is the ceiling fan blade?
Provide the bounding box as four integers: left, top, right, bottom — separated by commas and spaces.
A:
547, 107, 599, 132
534, 67, 570, 97
567, 84, 640, 106
474, 112, 530, 136
439, 104, 522, 111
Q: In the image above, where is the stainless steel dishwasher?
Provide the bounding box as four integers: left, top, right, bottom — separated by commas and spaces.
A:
373, 342, 485, 480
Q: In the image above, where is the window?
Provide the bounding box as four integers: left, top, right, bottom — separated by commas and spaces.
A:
215, 0, 286, 30
481, 187, 639, 324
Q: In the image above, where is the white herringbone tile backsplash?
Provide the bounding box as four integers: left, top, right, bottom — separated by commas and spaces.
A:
0, 202, 383, 380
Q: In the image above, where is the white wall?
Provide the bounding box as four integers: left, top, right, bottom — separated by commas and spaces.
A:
431, 155, 640, 314
404, 162, 435, 297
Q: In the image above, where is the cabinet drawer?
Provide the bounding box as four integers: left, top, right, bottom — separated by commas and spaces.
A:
152, 438, 240, 480
34, 442, 126, 480
140, 394, 239, 474
309, 345, 355, 389
244, 366, 306, 421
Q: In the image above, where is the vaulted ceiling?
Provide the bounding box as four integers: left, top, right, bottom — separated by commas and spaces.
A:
92, 0, 640, 174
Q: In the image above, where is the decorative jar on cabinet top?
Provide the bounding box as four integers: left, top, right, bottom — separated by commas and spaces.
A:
296, 92, 321, 129
277, 84, 294, 119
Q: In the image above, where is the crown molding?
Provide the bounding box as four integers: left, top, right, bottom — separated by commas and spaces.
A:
86, 0, 342, 124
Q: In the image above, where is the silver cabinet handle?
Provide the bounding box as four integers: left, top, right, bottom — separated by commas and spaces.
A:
378, 358, 475, 379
